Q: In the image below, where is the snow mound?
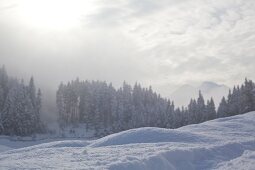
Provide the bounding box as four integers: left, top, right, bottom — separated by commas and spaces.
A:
0, 112, 255, 169
214, 150, 255, 170
0, 136, 91, 154
89, 127, 211, 147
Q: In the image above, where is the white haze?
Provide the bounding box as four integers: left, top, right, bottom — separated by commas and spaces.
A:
1, 0, 255, 121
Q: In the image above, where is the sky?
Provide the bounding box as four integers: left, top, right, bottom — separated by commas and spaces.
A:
0, 0, 255, 98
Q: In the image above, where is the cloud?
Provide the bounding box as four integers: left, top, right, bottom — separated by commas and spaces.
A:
94, 0, 255, 87
0, 0, 255, 97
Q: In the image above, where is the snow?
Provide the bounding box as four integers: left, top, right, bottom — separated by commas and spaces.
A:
89, 127, 211, 148
0, 111, 255, 169
214, 150, 255, 170
0, 136, 91, 152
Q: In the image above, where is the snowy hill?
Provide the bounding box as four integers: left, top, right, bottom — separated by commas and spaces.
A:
0, 112, 255, 169
171, 81, 229, 107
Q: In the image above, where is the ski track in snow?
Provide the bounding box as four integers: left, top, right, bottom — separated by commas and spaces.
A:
0, 112, 255, 169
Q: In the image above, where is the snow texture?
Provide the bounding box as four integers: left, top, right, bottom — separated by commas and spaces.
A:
0, 111, 255, 170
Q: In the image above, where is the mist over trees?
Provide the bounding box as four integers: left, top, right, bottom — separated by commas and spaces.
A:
56, 78, 255, 137
0, 66, 45, 136
55, 79, 237, 137
57, 80, 176, 136
1, 65, 255, 137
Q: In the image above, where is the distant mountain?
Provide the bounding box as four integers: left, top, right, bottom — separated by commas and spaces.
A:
170, 84, 197, 107
199, 81, 223, 93
170, 81, 230, 107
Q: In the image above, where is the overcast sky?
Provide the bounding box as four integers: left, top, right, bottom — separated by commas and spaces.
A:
0, 0, 255, 97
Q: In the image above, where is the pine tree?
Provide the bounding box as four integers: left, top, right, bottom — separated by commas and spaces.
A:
35, 89, 43, 132
0, 85, 4, 111
0, 66, 8, 99
240, 78, 255, 113
196, 91, 206, 123
19, 84, 35, 135
188, 99, 197, 124
1, 83, 18, 135
165, 100, 174, 128
217, 97, 228, 118
173, 108, 182, 128
1, 82, 34, 136
0, 67, 44, 136
228, 86, 240, 116
206, 98, 216, 120
56, 83, 66, 127
252, 85, 255, 110
28, 77, 36, 107
121, 82, 133, 129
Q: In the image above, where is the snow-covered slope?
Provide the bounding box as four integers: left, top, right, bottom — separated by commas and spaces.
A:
0, 112, 255, 170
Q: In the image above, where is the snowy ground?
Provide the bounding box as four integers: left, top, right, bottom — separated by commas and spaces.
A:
0, 112, 255, 169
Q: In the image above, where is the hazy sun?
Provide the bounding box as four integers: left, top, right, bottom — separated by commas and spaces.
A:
17, 0, 96, 30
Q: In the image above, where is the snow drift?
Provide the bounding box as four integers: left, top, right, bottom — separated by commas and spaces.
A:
89, 127, 211, 148
0, 112, 255, 169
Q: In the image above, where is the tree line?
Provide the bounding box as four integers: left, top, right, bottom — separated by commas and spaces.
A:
217, 78, 255, 117
0, 65, 255, 137
56, 78, 255, 137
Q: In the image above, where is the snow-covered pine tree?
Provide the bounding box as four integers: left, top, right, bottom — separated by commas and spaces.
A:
181, 106, 189, 126
188, 99, 197, 124
206, 98, 216, 120
110, 90, 118, 133
56, 83, 66, 128
79, 85, 89, 128
105, 83, 116, 133
1, 82, 19, 135
240, 78, 255, 113
1, 82, 34, 136
228, 86, 240, 116
132, 83, 143, 128
173, 107, 182, 128
165, 100, 174, 128
28, 77, 36, 107
27, 77, 38, 132
18, 83, 35, 136
0, 66, 9, 99
121, 82, 133, 129
217, 97, 229, 118
252, 83, 255, 110
196, 91, 206, 123
36, 89, 44, 132
0, 85, 4, 111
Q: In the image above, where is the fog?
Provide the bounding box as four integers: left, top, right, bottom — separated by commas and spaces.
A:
1, 0, 255, 122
